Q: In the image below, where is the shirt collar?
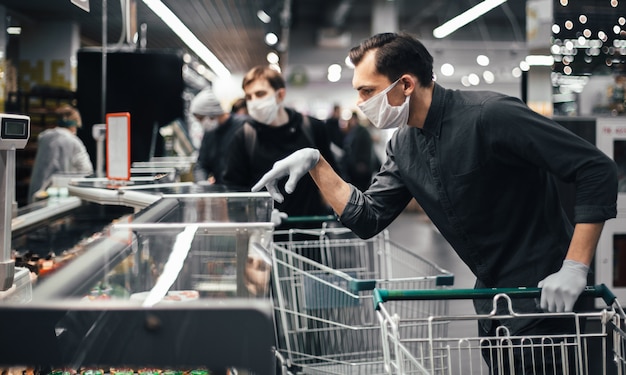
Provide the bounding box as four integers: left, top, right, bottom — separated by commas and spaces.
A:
421, 83, 446, 138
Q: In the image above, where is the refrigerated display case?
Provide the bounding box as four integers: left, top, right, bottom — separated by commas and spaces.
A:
11, 197, 135, 278
32, 194, 275, 300
0, 192, 277, 374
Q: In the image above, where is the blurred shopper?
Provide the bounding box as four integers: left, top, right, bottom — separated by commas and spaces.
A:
223, 65, 337, 224
251, 32, 618, 373
341, 112, 377, 191
28, 104, 93, 203
231, 97, 248, 116
192, 88, 245, 184
325, 103, 345, 162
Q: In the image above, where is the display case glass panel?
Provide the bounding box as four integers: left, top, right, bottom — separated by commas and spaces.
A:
1, 192, 276, 373
75, 222, 274, 302
31, 194, 274, 301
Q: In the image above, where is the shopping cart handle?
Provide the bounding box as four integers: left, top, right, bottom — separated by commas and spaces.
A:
349, 279, 378, 293
373, 284, 617, 310
349, 274, 455, 294
281, 215, 338, 224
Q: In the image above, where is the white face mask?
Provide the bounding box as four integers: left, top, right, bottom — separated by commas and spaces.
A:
247, 94, 280, 124
357, 79, 410, 129
202, 117, 218, 131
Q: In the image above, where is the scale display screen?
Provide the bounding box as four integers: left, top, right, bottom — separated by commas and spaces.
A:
4, 120, 27, 136
0, 114, 29, 150
1, 118, 28, 139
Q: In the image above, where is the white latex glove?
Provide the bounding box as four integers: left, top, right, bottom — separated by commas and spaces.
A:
271, 209, 288, 226
251, 148, 320, 202
538, 259, 589, 312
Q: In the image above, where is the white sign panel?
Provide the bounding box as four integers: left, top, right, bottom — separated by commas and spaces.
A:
106, 112, 131, 181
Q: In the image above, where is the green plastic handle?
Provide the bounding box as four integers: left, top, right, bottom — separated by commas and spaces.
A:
281, 215, 338, 223
349, 274, 455, 294
373, 284, 616, 310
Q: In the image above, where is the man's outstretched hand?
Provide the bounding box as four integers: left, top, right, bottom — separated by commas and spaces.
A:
251, 148, 320, 202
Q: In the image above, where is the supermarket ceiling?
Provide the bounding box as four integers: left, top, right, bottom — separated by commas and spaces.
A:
5, 0, 626, 86
0, 0, 529, 82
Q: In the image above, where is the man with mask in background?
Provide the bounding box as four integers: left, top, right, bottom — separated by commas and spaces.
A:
192, 88, 246, 184
223, 65, 337, 226
28, 104, 93, 203
251, 32, 618, 373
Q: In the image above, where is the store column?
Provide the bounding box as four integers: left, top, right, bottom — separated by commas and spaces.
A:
0, 6, 6, 112
371, 0, 398, 34
369, 0, 399, 168
526, 0, 554, 116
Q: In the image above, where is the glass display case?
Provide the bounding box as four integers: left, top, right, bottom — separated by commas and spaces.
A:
12, 199, 134, 278
0, 192, 276, 374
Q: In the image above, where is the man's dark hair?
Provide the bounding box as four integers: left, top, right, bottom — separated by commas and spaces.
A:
349, 32, 434, 88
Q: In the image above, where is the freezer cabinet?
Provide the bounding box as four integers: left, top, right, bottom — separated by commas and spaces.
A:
32, 218, 275, 300
0, 299, 275, 374
2, 218, 276, 373
11, 198, 134, 277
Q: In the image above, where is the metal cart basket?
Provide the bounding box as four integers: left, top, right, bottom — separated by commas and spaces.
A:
271, 225, 454, 374
374, 285, 626, 375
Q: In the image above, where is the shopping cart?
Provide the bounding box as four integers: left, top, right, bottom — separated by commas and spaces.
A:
374, 284, 626, 375
271, 223, 454, 374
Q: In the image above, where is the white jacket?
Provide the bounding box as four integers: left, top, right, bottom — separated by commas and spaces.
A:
28, 127, 93, 203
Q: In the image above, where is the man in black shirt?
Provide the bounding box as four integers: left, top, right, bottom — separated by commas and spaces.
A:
223, 66, 336, 220
251, 32, 618, 373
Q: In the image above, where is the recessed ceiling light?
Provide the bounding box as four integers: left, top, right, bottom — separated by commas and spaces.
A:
476, 55, 490, 66
265, 32, 278, 46
440, 63, 455, 76
257, 10, 271, 24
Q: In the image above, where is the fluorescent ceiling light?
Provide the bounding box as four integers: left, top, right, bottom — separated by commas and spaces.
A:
7, 27, 21, 35
142, 0, 230, 79
525, 55, 555, 66
70, 0, 90, 12
433, 0, 507, 39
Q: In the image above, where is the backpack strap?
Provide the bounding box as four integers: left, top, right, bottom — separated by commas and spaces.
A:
243, 122, 257, 157
300, 115, 315, 147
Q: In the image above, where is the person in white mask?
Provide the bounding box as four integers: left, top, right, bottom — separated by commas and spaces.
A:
222, 65, 338, 230
251, 32, 618, 374
191, 88, 246, 184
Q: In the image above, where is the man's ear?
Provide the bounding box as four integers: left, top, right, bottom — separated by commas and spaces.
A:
400, 74, 417, 95
276, 87, 287, 102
